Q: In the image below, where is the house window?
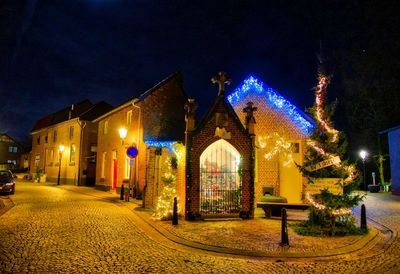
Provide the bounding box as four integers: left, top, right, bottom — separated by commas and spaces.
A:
35, 155, 40, 167
50, 149, 54, 165
104, 121, 109, 134
290, 142, 300, 153
45, 149, 54, 166
124, 156, 131, 179
69, 126, 74, 139
8, 146, 17, 153
127, 110, 132, 126
101, 152, 107, 178
70, 144, 76, 164
53, 130, 57, 142
7, 160, 16, 165
45, 135, 48, 144
37, 136, 40, 145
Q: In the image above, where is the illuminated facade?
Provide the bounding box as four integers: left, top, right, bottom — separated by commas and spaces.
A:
94, 72, 187, 205
228, 76, 314, 204
30, 100, 112, 185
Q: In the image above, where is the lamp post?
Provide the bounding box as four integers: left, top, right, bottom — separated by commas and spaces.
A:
359, 150, 367, 192
57, 145, 65, 185
119, 128, 129, 199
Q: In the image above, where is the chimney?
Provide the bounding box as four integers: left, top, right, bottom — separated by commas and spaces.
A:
69, 104, 74, 119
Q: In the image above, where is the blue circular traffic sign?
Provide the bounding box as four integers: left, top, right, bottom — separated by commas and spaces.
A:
126, 146, 139, 159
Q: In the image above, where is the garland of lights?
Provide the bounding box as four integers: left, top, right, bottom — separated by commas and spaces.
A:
304, 74, 358, 215
262, 133, 294, 167
144, 139, 176, 151
315, 75, 339, 142
154, 155, 180, 220
227, 76, 315, 136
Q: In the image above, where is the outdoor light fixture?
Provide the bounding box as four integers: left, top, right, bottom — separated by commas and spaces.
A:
359, 150, 368, 192
119, 128, 128, 145
57, 145, 65, 185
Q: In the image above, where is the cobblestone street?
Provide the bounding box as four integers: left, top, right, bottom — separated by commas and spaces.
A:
0, 182, 399, 273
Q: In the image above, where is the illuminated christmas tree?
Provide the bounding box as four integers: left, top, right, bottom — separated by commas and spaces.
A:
154, 156, 179, 220
296, 57, 365, 235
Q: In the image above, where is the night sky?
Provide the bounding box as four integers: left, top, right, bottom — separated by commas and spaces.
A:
0, 1, 394, 145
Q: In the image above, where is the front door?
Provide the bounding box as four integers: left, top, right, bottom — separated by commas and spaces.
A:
279, 141, 302, 203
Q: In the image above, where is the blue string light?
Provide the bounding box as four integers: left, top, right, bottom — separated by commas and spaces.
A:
227, 76, 315, 135
144, 139, 176, 151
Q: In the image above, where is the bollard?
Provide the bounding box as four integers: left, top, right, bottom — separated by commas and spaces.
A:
172, 197, 178, 225
280, 208, 289, 246
361, 204, 367, 230
120, 184, 124, 200
125, 190, 129, 202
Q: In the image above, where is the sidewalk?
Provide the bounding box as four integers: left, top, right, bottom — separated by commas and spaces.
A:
55, 184, 385, 259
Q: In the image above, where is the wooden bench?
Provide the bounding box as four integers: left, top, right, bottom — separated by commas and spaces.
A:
257, 202, 310, 218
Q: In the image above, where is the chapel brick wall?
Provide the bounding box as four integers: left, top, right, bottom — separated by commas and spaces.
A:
231, 94, 308, 204
187, 100, 253, 219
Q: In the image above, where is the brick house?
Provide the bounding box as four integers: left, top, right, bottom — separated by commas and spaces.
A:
185, 72, 254, 220
227, 76, 315, 204
93, 72, 187, 206
30, 100, 113, 185
0, 134, 25, 170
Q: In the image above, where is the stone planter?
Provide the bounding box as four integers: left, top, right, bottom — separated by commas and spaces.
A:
368, 184, 380, 193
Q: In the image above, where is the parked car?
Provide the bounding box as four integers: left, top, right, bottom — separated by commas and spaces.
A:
0, 170, 15, 195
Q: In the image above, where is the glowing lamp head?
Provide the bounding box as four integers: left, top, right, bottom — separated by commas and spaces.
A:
359, 150, 367, 160
119, 128, 128, 139
59, 145, 65, 153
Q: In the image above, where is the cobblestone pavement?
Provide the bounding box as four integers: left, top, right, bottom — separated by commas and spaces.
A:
0, 182, 399, 273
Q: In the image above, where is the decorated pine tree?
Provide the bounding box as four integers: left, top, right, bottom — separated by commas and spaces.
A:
297, 58, 364, 235
154, 155, 180, 220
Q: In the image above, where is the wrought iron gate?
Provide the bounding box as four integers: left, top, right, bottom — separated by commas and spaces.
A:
200, 139, 242, 215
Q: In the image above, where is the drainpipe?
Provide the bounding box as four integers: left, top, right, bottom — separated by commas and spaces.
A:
131, 99, 141, 198
77, 119, 87, 186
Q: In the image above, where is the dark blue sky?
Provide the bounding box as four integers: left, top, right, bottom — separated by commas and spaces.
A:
0, 1, 380, 144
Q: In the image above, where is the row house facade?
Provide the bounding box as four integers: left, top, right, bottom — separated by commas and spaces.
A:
94, 72, 187, 205
0, 134, 25, 170
30, 100, 112, 185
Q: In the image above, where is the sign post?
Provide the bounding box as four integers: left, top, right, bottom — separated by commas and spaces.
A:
126, 146, 139, 200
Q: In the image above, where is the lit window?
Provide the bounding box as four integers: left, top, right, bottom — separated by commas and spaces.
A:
8, 146, 12, 152
7, 160, 16, 165
127, 110, 132, 125
69, 126, 74, 139
124, 156, 131, 179
35, 155, 40, 167
50, 149, 54, 164
70, 144, 76, 164
104, 121, 109, 134
101, 152, 107, 178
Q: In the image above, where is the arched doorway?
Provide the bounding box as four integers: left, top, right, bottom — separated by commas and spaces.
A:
200, 139, 242, 215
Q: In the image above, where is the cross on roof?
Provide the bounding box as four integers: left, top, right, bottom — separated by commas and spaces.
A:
211, 71, 231, 96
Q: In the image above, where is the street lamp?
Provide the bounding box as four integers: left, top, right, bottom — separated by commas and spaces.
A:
119, 128, 127, 146
118, 127, 130, 200
359, 150, 368, 192
57, 145, 65, 185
